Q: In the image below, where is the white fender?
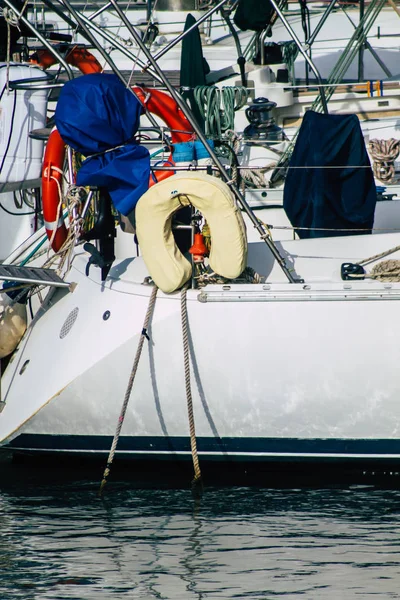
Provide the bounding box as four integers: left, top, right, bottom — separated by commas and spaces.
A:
0, 295, 27, 358
135, 172, 247, 294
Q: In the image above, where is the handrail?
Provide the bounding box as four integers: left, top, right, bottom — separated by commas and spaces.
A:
2, 0, 74, 79
143, 0, 230, 69
267, 0, 328, 113
108, 0, 298, 283
8, 76, 61, 92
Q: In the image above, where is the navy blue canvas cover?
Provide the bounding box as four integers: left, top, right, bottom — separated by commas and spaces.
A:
233, 0, 275, 31
55, 73, 150, 215
283, 111, 376, 238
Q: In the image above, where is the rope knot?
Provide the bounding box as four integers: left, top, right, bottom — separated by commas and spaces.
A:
368, 138, 400, 183
3, 7, 20, 29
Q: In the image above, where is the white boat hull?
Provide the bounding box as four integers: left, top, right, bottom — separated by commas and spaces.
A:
3, 233, 400, 464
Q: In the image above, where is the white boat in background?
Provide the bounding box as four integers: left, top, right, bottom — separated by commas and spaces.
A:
0, 63, 51, 260
25, 0, 400, 80
2, 0, 400, 479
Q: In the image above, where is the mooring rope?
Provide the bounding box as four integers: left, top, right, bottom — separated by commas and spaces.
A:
99, 284, 158, 495
181, 285, 202, 493
357, 243, 400, 267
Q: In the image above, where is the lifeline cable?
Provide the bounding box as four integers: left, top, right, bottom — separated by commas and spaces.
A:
99, 284, 158, 496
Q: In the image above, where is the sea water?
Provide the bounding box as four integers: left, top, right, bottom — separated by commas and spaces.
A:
1, 462, 400, 599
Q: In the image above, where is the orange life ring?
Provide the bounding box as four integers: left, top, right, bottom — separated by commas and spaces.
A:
31, 46, 104, 75
42, 128, 69, 252
134, 88, 193, 184
40, 49, 195, 251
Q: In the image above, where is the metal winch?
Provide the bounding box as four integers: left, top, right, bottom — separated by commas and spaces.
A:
243, 97, 284, 144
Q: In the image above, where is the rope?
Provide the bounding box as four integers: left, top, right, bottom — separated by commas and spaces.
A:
101, 0, 134, 71
223, 129, 274, 190
45, 165, 66, 259
271, 224, 375, 233
0, 282, 35, 297
343, 259, 400, 281
357, 243, 400, 267
368, 138, 400, 183
268, 224, 400, 234
370, 259, 400, 281
44, 159, 90, 278
261, 220, 400, 281
127, 0, 160, 88
224, 129, 241, 188
99, 285, 158, 496
264, 220, 400, 281
201, 220, 211, 254
181, 285, 202, 495
341, 241, 400, 282
241, 166, 273, 188
193, 86, 248, 138
4, 6, 18, 92
280, 41, 299, 83
196, 266, 263, 287
3, 0, 29, 91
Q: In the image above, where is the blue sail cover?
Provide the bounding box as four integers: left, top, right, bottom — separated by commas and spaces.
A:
283, 111, 376, 238
54, 73, 150, 215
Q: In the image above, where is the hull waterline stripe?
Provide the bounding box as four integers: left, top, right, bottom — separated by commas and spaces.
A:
7, 448, 400, 460
6, 435, 400, 460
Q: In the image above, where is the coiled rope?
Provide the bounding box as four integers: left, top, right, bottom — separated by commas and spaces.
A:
280, 41, 299, 83
369, 260, 400, 281
43, 164, 87, 277
368, 138, 400, 183
346, 259, 400, 282
259, 219, 400, 280
196, 266, 263, 287
353, 242, 400, 281
224, 129, 275, 189
338, 242, 400, 282
181, 285, 202, 494
193, 86, 248, 138
99, 285, 158, 495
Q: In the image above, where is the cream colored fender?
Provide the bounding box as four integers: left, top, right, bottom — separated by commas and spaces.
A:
0, 295, 27, 358
135, 172, 247, 294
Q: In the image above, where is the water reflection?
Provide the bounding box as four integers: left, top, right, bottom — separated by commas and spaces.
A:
0, 466, 400, 598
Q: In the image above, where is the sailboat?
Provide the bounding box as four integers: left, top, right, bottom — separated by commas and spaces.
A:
1, 0, 400, 475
